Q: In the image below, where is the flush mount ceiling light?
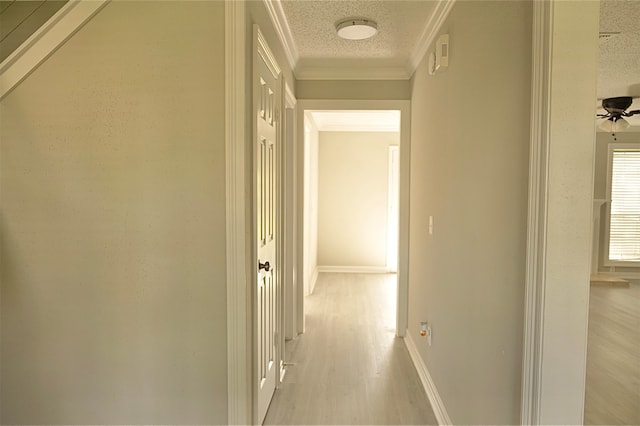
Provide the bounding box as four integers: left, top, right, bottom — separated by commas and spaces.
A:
336, 18, 378, 40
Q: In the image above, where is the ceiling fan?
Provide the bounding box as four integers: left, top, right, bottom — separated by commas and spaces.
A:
596, 96, 640, 133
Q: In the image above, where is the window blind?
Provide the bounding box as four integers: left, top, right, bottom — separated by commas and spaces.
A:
608, 148, 640, 263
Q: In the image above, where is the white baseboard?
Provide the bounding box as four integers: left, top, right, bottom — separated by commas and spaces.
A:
309, 266, 319, 295
404, 332, 452, 425
317, 265, 392, 274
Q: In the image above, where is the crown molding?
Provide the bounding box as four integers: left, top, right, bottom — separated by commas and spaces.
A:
263, 0, 455, 81
406, 0, 456, 77
263, 0, 298, 72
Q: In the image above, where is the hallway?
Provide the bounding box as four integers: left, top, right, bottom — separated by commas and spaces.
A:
264, 273, 437, 425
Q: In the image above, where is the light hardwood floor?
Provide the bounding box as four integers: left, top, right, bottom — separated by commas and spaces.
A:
584, 280, 640, 425
264, 273, 437, 425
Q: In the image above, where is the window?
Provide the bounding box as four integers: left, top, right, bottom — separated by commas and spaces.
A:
606, 144, 640, 264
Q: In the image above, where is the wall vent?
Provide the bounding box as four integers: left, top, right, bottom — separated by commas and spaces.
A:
599, 31, 621, 40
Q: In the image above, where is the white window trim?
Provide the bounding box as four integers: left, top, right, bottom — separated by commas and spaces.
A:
603, 142, 640, 267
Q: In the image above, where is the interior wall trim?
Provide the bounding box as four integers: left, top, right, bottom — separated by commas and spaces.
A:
520, 1, 553, 423
309, 266, 320, 295
317, 266, 391, 274
0, 0, 108, 100
404, 333, 452, 425
263, 0, 298, 72
225, 1, 250, 424
406, 0, 456, 77
522, 1, 599, 423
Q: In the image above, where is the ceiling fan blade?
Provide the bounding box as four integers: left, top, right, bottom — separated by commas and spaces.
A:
624, 109, 640, 116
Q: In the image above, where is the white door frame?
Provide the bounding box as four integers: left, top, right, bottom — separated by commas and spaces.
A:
387, 145, 400, 272
282, 84, 298, 341
520, 1, 599, 424
225, 2, 250, 424
296, 99, 411, 337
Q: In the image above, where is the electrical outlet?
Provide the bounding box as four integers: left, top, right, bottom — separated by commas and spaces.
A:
429, 216, 434, 235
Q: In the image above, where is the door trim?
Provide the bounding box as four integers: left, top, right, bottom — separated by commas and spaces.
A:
521, 2, 552, 422
296, 99, 411, 337
282, 84, 297, 342
387, 145, 400, 272
225, 2, 250, 424
521, 1, 599, 424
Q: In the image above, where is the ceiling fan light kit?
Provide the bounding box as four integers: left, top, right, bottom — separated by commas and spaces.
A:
598, 116, 630, 133
336, 18, 378, 40
596, 96, 640, 135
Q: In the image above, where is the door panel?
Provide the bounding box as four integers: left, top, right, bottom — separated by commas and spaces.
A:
255, 27, 280, 425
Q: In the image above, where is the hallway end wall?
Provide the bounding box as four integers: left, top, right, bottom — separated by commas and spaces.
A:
317, 131, 399, 269
408, 1, 532, 424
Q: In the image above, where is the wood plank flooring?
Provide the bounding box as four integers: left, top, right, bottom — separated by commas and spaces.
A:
584, 280, 640, 425
264, 273, 437, 425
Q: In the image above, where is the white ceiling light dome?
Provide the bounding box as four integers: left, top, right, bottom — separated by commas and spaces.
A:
599, 116, 630, 133
336, 18, 378, 40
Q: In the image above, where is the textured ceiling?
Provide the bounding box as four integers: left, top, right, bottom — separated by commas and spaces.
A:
281, 0, 435, 59
280, 0, 640, 127
598, 0, 640, 98
280, 0, 438, 77
598, 0, 640, 128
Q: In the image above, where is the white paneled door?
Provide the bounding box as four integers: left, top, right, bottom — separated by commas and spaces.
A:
254, 27, 281, 425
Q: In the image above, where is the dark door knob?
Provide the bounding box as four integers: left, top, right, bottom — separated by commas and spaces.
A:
259, 261, 271, 272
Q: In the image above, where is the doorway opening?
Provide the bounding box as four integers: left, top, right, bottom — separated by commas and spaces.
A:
287, 100, 410, 339
305, 109, 400, 278
582, 2, 640, 424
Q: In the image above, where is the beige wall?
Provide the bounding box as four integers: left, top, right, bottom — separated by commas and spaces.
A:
317, 131, 399, 268
408, 1, 532, 424
296, 80, 411, 100
0, 2, 227, 424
